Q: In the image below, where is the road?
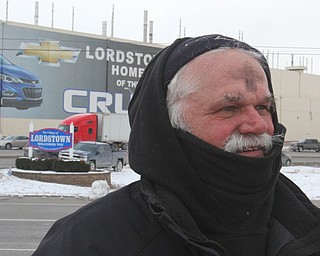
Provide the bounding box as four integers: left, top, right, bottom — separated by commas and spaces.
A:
0, 196, 319, 256
0, 149, 23, 169
0, 196, 91, 256
2, 149, 320, 169
287, 150, 320, 166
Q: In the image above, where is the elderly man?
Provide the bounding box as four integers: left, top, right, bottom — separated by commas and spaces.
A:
33, 34, 320, 256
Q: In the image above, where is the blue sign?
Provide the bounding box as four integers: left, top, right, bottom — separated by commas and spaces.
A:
29, 128, 72, 151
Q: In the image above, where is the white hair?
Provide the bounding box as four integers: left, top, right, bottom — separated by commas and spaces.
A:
166, 48, 265, 131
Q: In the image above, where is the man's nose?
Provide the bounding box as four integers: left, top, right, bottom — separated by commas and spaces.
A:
238, 106, 269, 135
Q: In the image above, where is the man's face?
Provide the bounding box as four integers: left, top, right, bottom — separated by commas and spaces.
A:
182, 50, 274, 157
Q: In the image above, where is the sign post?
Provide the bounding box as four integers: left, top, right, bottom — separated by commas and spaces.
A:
69, 122, 74, 160
28, 121, 34, 158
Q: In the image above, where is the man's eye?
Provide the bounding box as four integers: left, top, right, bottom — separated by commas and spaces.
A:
219, 106, 240, 117
255, 105, 272, 115
222, 106, 237, 112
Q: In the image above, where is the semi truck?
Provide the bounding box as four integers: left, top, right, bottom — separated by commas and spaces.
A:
58, 113, 130, 150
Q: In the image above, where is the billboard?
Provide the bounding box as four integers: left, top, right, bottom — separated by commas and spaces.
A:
0, 21, 163, 121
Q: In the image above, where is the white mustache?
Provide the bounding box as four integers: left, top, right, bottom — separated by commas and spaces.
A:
223, 132, 273, 154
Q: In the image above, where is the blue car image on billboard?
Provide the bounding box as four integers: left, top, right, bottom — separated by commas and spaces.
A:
0, 54, 42, 109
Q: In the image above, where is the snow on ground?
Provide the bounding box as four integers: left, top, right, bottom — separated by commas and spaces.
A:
0, 165, 319, 200
0, 166, 140, 199
281, 166, 320, 200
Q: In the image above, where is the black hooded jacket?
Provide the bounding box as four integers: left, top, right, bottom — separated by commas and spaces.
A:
32, 35, 320, 256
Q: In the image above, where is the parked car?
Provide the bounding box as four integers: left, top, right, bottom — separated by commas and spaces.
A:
0, 135, 29, 149
282, 152, 292, 166
290, 139, 320, 152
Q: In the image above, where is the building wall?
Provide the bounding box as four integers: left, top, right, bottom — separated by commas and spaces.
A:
3, 68, 320, 142
0, 118, 61, 138
1, 21, 320, 142
271, 68, 320, 141
0, 21, 163, 138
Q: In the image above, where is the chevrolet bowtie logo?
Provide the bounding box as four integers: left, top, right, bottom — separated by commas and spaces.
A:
17, 40, 81, 66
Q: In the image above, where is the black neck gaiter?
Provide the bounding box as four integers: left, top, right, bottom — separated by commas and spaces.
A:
174, 127, 283, 234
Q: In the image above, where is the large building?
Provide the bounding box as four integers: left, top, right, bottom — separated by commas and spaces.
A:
272, 68, 320, 141
0, 20, 319, 142
0, 20, 163, 137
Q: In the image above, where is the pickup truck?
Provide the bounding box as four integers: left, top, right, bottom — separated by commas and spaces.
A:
59, 141, 128, 171
290, 139, 320, 152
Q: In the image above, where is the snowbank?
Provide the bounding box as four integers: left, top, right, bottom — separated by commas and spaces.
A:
0, 165, 319, 201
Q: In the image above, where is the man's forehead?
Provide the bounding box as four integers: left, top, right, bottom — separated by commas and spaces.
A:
191, 49, 267, 86
222, 91, 273, 101
229, 61, 267, 92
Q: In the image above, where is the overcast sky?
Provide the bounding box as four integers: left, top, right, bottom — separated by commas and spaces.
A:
1, 0, 320, 73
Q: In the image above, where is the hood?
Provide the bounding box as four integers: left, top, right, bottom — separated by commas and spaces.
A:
128, 34, 286, 237
128, 33, 283, 182
71, 150, 91, 155
60, 149, 90, 155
